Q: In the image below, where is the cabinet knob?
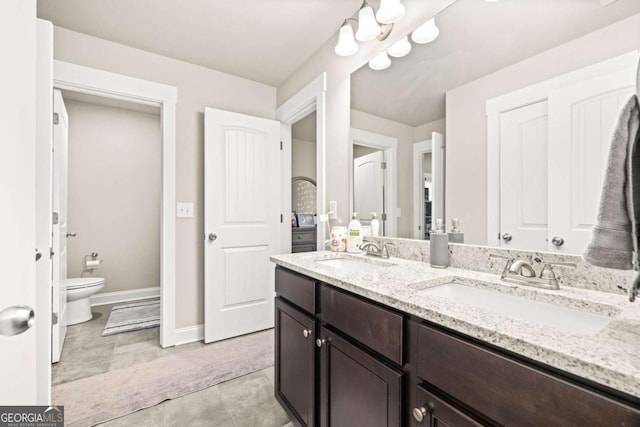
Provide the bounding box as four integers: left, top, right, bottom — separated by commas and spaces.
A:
551, 236, 564, 247
303, 329, 312, 338
501, 233, 512, 242
316, 337, 330, 348
412, 406, 428, 423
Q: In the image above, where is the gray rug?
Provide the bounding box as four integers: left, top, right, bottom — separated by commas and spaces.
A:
53, 329, 274, 427
102, 300, 160, 336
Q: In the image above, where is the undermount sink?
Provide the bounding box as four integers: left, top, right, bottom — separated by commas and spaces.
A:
314, 256, 395, 273
419, 283, 615, 335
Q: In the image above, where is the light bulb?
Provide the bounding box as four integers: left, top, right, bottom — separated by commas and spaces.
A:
369, 51, 391, 71
376, 0, 405, 24
334, 23, 359, 56
411, 17, 440, 44
356, 5, 381, 42
387, 36, 411, 58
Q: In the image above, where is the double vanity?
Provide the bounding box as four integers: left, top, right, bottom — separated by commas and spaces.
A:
271, 243, 640, 426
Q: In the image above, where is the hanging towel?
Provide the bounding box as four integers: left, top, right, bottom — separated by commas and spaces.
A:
583, 95, 640, 301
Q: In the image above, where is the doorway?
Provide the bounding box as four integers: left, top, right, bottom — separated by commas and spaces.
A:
52, 60, 177, 348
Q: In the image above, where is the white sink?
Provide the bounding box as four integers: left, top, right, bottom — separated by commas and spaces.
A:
419, 283, 614, 335
314, 257, 394, 273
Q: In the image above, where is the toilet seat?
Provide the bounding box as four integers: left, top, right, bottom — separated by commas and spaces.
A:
64, 277, 105, 290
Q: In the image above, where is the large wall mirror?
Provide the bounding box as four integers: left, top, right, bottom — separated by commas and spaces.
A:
350, 0, 640, 254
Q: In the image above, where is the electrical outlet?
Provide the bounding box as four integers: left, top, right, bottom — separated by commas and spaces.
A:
329, 201, 337, 219
177, 202, 194, 218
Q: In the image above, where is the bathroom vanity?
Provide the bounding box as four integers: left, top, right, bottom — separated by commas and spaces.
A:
272, 250, 640, 427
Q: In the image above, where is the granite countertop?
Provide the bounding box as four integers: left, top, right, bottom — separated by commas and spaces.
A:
270, 251, 640, 399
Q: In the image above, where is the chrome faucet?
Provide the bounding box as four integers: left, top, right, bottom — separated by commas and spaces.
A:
489, 254, 575, 290
360, 241, 393, 259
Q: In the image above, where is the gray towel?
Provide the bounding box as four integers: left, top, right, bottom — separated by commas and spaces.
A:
583, 95, 640, 300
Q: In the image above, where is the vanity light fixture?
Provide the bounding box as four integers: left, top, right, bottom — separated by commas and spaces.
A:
376, 0, 406, 25
411, 17, 440, 44
369, 50, 392, 70
334, 0, 404, 57
387, 35, 412, 58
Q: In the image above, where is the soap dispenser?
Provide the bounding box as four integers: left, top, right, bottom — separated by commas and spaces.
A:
370, 212, 380, 237
347, 213, 363, 253
449, 218, 464, 243
430, 219, 449, 268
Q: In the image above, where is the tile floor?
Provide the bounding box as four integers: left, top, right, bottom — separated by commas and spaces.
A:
53, 300, 290, 427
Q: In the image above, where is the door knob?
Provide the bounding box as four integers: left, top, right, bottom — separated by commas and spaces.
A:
502, 233, 512, 242
208, 233, 217, 242
551, 236, 564, 247
303, 329, 312, 338
412, 406, 428, 423
66, 232, 77, 238
0, 306, 35, 336
316, 337, 330, 348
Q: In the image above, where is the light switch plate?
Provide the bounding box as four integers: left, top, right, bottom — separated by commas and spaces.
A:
177, 202, 194, 218
329, 201, 337, 219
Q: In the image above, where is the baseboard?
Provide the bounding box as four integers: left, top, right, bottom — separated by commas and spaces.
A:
90, 286, 160, 307
175, 324, 204, 346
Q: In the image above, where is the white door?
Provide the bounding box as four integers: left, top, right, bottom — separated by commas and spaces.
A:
499, 101, 549, 250
548, 68, 636, 254
204, 108, 281, 343
52, 89, 68, 362
0, 0, 39, 404
354, 150, 384, 226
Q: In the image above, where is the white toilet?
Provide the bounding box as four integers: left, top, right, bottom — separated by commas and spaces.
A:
65, 277, 105, 325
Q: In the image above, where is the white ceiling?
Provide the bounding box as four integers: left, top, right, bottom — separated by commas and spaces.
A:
37, 0, 361, 86
351, 0, 640, 127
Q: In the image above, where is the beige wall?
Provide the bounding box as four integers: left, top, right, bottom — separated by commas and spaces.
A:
413, 118, 446, 142
53, 27, 276, 328
292, 139, 316, 180
65, 100, 161, 294
277, 0, 456, 237
353, 145, 379, 159
446, 14, 640, 245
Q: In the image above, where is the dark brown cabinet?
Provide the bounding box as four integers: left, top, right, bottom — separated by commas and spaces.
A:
317, 327, 403, 427
275, 266, 640, 427
275, 298, 316, 427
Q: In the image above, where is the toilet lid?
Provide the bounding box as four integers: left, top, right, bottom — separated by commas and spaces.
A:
64, 277, 105, 290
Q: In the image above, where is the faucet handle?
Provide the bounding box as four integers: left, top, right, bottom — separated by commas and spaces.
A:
539, 262, 576, 280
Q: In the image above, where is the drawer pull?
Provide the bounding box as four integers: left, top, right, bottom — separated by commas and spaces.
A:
316, 337, 330, 348
412, 406, 428, 423
303, 329, 312, 338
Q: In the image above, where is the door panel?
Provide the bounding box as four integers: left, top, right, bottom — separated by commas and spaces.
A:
204, 108, 281, 343
52, 89, 68, 363
354, 150, 384, 224
499, 101, 549, 250
275, 298, 315, 427
548, 68, 636, 254
319, 327, 402, 427
0, 0, 39, 404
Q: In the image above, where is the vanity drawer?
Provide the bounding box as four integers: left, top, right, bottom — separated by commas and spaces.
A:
415, 323, 640, 427
275, 267, 316, 314
292, 230, 316, 243
319, 284, 403, 365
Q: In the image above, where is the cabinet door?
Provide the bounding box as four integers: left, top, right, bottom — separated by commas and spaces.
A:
318, 327, 402, 427
275, 298, 316, 427
413, 386, 483, 427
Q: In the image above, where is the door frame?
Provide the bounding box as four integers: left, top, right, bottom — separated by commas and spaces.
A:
486, 50, 639, 247
349, 128, 398, 237
52, 60, 178, 347
276, 73, 327, 252
413, 140, 432, 239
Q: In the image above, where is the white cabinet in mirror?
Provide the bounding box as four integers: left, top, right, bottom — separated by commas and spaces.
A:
349, 0, 640, 254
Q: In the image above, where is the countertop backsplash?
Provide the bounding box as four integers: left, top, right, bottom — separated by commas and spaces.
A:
364, 236, 636, 296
